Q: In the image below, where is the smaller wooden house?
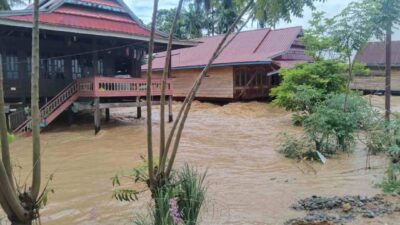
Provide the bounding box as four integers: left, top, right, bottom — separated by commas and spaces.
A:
144, 27, 312, 101
353, 41, 400, 94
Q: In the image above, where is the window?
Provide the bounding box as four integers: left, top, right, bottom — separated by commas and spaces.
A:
54, 58, 65, 79
72, 58, 82, 80
4, 52, 19, 79
97, 58, 104, 75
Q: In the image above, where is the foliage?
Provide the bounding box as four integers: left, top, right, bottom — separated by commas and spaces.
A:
176, 165, 207, 225
301, 12, 335, 61
364, 0, 400, 39
381, 179, 400, 194
154, 5, 205, 40
329, 2, 376, 60
278, 133, 313, 159
271, 61, 347, 116
114, 164, 207, 225
252, 0, 325, 28
303, 93, 370, 154
352, 63, 370, 76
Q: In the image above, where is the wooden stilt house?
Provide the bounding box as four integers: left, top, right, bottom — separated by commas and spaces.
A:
0, 0, 192, 134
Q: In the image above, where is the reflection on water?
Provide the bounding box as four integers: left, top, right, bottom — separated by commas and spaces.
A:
2, 96, 400, 225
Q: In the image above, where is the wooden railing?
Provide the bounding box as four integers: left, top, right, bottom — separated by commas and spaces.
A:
77, 77, 173, 97
13, 76, 174, 134
8, 109, 27, 131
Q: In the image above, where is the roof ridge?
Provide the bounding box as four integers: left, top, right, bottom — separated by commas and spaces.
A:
192, 26, 302, 41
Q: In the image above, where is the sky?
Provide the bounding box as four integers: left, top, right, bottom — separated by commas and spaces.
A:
126, 0, 400, 40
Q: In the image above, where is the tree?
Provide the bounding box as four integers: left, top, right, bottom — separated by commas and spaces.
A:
301, 12, 335, 61
181, 4, 206, 39
328, 1, 376, 111
0, 0, 44, 223
366, 0, 400, 120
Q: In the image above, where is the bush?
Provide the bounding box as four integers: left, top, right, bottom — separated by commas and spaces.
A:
271, 61, 347, 115
279, 133, 312, 159
303, 93, 369, 154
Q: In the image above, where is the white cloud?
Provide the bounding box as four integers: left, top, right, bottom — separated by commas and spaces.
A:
125, 0, 400, 40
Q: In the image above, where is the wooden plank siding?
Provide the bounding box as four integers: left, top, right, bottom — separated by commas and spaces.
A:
149, 67, 234, 100
351, 68, 400, 93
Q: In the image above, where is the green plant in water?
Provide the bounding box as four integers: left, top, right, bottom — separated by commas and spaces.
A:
113, 164, 207, 225
176, 164, 207, 225
304, 93, 369, 154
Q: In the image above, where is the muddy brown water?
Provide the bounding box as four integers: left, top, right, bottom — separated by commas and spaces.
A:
1, 96, 400, 225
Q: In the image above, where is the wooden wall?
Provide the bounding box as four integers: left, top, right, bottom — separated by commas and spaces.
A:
148, 66, 234, 99
351, 68, 400, 92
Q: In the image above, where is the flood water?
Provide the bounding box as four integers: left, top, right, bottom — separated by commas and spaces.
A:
2, 96, 400, 225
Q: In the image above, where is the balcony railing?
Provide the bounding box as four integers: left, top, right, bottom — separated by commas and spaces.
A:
77, 77, 174, 97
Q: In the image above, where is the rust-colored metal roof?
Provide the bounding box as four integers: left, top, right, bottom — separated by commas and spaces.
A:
149, 27, 304, 70
355, 41, 400, 67
2, 5, 152, 37
0, 0, 163, 39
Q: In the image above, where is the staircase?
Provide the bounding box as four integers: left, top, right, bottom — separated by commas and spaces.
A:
14, 81, 79, 135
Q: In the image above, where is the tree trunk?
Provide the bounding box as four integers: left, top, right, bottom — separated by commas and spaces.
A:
159, 0, 184, 173
146, 0, 159, 189
30, 0, 41, 200
165, 0, 255, 177
0, 54, 14, 188
385, 22, 392, 121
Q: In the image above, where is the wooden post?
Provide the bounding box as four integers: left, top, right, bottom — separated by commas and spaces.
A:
136, 96, 142, 119
94, 97, 101, 135
105, 108, 110, 122
168, 95, 173, 122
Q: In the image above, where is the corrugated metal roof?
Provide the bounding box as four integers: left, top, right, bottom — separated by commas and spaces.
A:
355, 41, 400, 66
0, 0, 165, 39
149, 27, 303, 70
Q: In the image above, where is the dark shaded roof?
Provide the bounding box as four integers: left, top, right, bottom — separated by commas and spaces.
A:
355, 41, 400, 67
147, 26, 305, 71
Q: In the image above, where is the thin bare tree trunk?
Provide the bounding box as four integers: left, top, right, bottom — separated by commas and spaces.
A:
343, 55, 353, 112
146, 0, 159, 188
159, 0, 184, 173
30, 0, 41, 200
385, 22, 392, 121
0, 55, 14, 189
165, 0, 254, 177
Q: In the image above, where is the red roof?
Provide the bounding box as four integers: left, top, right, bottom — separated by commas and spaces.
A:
356, 41, 400, 66
149, 27, 305, 70
3, 6, 152, 37
0, 0, 159, 39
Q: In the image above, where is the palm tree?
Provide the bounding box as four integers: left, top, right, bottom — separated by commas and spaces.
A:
182, 4, 205, 39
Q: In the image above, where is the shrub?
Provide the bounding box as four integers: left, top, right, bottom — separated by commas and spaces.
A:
303, 93, 369, 154
271, 61, 347, 116
278, 133, 312, 159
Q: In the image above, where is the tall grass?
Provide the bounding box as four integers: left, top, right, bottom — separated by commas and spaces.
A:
132, 165, 207, 225
176, 165, 207, 225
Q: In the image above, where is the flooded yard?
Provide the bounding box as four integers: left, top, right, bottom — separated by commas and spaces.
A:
2, 96, 400, 224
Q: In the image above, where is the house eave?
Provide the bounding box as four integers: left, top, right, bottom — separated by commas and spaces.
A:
0, 18, 195, 46
147, 60, 273, 72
